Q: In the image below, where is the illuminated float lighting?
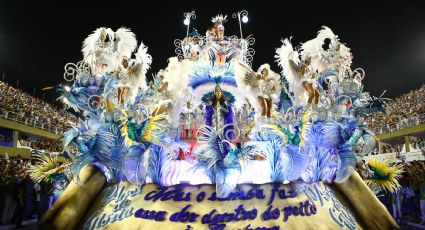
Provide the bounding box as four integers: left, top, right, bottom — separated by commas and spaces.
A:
184, 18, 190, 26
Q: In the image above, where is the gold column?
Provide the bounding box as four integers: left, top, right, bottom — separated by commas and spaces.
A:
13, 130, 19, 148
39, 165, 106, 230
404, 136, 410, 152
333, 172, 399, 230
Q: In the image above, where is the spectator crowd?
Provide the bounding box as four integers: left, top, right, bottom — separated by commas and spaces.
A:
0, 81, 78, 131
0, 154, 66, 228
363, 84, 425, 133
357, 160, 425, 225
366, 138, 425, 156
18, 136, 62, 153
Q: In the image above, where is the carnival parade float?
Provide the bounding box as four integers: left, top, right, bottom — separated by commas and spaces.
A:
36, 11, 400, 230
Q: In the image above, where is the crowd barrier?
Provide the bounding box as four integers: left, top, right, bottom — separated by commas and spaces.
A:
373, 113, 425, 134
363, 150, 424, 163
0, 108, 64, 135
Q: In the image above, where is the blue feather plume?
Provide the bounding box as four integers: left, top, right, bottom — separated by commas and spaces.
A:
147, 144, 171, 186
123, 144, 149, 184
280, 145, 309, 181
334, 148, 357, 183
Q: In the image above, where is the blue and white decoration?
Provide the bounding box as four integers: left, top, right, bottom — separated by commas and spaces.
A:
54, 11, 382, 198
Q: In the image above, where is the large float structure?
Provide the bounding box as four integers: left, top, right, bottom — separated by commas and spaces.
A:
38, 11, 399, 230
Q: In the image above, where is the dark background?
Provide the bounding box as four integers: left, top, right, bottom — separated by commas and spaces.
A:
1, 1, 424, 107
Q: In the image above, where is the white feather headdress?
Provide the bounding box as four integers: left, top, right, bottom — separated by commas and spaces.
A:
275, 38, 308, 106
300, 26, 338, 60
134, 41, 152, 75
300, 26, 352, 73
211, 14, 228, 25
114, 27, 138, 60
82, 27, 116, 73
257, 63, 271, 73
82, 27, 138, 74
162, 57, 193, 127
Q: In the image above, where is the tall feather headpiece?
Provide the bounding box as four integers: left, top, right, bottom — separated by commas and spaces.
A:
211, 14, 228, 25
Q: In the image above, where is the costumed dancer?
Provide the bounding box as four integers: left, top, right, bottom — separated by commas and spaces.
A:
115, 56, 131, 105
116, 41, 152, 106
391, 189, 403, 224
202, 85, 235, 140
275, 38, 306, 107
156, 70, 168, 98
211, 15, 228, 66
151, 70, 173, 116
82, 27, 138, 76
277, 80, 293, 113
419, 176, 425, 225
182, 101, 195, 139
179, 113, 186, 139
237, 63, 281, 118
185, 28, 201, 60
194, 104, 205, 138
300, 58, 320, 105
82, 27, 115, 75
300, 26, 353, 80
257, 64, 279, 118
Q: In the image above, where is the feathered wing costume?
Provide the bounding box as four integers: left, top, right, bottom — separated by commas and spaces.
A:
124, 41, 153, 104
159, 57, 193, 127
300, 26, 352, 76
275, 38, 308, 107
114, 28, 138, 60
365, 158, 403, 193
235, 63, 281, 118
82, 27, 137, 75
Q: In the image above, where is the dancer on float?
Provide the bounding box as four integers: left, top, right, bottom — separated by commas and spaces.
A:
202, 85, 235, 140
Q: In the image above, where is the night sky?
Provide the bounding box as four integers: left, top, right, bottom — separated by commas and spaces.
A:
1, 1, 424, 106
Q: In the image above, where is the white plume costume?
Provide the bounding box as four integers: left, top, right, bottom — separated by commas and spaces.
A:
161, 57, 193, 128
301, 26, 352, 77
82, 27, 137, 75
275, 38, 308, 107
123, 42, 153, 103
235, 63, 281, 117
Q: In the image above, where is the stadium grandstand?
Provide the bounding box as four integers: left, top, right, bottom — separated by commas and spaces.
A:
362, 84, 425, 163
0, 80, 77, 158
357, 84, 425, 228
1, 80, 75, 227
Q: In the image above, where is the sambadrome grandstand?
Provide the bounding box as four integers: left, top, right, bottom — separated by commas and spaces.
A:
0, 80, 77, 159
362, 84, 425, 163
